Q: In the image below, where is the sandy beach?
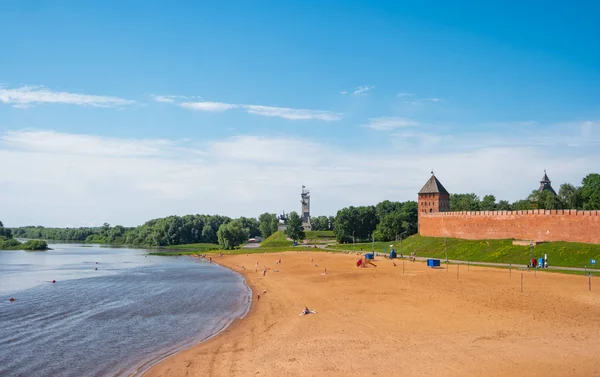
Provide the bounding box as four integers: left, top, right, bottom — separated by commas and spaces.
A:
144, 252, 600, 377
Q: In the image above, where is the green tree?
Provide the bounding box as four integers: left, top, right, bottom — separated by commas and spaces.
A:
0, 221, 12, 239
333, 207, 356, 243
101, 223, 111, 236
270, 216, 279, 235
580, 173, 600, 210
310, 215, 331, 231
217, 220, 249, 250
327, 216, 335, 231
558, 183, 581, 209
497, 200, 511, 210
480, 195, 497, 211
375, 200, 401, 221
258, 213, 277, 239
538, 190, 563, 210
333, 205, 378, 243
238, 217, 260, 238
511, 199, 534, 210
373, 211, 404, 241
450, 194, 481, 211
284, 211, 305, 242
202, 225, 217, 243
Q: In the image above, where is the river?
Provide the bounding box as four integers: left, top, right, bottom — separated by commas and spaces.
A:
0, 243, 250, 377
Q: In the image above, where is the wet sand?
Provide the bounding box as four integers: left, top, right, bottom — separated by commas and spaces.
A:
144, 252, 600, 377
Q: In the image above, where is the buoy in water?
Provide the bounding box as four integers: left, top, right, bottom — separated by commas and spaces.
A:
95, 268, 97, 270
9, 297, 15, 302
52, 280, 56, 283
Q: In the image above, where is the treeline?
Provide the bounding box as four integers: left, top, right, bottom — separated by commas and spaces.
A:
12, 215, 258, 247
450, 173, 600, 212
333, 200, 418, 243
1, 221, 48, 251
10, 213, 291, 250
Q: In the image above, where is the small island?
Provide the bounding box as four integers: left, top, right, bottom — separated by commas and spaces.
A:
0, 221, 49, 251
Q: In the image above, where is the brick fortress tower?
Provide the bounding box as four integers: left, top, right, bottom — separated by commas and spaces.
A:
418, 172, 450, 234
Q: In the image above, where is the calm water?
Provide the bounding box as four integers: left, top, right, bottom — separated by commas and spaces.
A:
0, 244, 251, 377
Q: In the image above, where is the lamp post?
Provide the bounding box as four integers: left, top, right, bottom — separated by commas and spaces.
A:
529, 242, 533, 268
400, 231, 408, 257
371, 234, 374, 253
445, 238, 448, 265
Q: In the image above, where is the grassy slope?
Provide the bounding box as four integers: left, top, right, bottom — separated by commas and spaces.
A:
260, 231, 293, 247
328, 235, 600, 268
304, 230, 335, 243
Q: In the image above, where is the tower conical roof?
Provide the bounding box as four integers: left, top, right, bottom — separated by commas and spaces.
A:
541, 170, 551, 183
419, 173, 449, 194
538, 170, 557, 195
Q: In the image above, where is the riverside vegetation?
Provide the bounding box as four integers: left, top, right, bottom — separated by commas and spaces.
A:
0, 221, 48, 250
6, 172, 600, 254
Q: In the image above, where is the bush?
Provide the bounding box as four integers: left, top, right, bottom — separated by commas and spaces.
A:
0, 238, 21, 248
21, 240, 49, 250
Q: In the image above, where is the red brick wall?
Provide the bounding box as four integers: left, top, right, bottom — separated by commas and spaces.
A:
419, 210, 600, 244
418, 193, 450, 215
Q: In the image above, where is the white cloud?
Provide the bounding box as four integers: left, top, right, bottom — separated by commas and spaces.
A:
352, 85, 374, 96
244, 105, 341, 121
366, 117, 420, 130
152, 95, 176, 103
403, 97, 442, 106
2, 125, 598, 227
0, 85, 135, 108
179, 100, 341, 121
395, 92, 442, 105
180, 101, 239, 112
390, 130, 443, 145
339, 91, 348, 95
1, 130, 176, 157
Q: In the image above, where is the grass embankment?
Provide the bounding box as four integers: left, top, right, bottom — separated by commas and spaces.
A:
149, 245, 324, 256
304, 230, 335, 244
260, 230, 335, 248
162, 243, 220, 251
328, 235, 600, 268
260, 231, 293, 247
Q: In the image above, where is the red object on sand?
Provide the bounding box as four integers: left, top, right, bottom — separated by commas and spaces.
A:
356, 259, 363, 267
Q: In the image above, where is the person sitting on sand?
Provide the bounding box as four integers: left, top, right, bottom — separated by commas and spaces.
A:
300, 306, 317, 315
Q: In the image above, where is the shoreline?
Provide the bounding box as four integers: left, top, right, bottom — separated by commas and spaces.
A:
133, 259, 252, 377
142, 251, 600, 377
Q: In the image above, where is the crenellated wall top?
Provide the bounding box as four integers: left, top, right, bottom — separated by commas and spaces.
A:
421, 209, 600, 217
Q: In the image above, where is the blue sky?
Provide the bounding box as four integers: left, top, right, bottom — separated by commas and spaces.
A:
1, 1, 599, 226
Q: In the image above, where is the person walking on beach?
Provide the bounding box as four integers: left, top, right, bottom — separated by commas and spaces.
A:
263, 266, 267, 276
